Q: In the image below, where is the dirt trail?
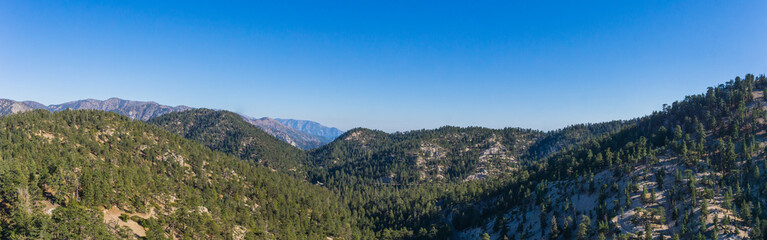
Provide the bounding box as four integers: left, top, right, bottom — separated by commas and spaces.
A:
102, 206, 154, 237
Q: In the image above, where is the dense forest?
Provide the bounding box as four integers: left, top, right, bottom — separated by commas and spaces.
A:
2, 74, 767, 239
0, 110, 357, 239
451, 74, 767, 239
147, 109, 308, 177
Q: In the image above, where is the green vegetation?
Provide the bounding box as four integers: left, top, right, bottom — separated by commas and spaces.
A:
148, 109, 308, 176
3, 74, 767, 239
463, 73, 767, 239
310, 126, 543, 186
0, 110, 357, 239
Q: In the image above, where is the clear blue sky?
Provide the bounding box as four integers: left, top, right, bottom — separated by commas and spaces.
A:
1, 1, 766, 132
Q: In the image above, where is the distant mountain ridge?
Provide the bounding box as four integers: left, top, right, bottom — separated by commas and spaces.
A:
20, 100, 48, 110
241, 116, 329, 150
275, 118, 344, 142
0, 97, 191, 121
0, 99, 35, 115
44, 98, 192, 121
0, 97, 343, 149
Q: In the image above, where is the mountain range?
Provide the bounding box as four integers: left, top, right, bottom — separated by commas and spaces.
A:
0, 99, 34, 115
0, 97, 344, 149
275, 118, 344, 142
241, 116, 331, 150
3, 74, 767, 239
0, 98, 191, 121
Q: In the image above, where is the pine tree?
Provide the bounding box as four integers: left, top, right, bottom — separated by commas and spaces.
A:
702, 199, 709, 217
644, 224, 652, 240
550, 215, 559, 239
742, 201, 752, 224
642, 185, 649, 204
481, 233, 491, 240
577, 215, 590, 240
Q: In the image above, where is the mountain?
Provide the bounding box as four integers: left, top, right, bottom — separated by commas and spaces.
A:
301, 74, 767, 240
530, 120, 630, 158
0, 99, 34, 115
5, 74, 767, 240
45, 98, 192, 121
20, 100, 49, 110
148, 109, 308, 175
1, 97, 341, 149
308, 121, 629, 187
310, 126, 545, 185
0, 97, 191, 121
453, 74, 767, 239
0, 109, 361, 239
275, 118, 344, 142
242, 116, 328, 150
303, 124, 627, 239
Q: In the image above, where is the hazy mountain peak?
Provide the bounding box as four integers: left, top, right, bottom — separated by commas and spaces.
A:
240, 115, 327, 150
20, 100, 48, 110
274, 118, 345, 142
0, 99, 34, 115
0, 97, 192, 121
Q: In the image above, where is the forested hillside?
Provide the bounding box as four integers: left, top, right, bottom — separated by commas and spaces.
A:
147, 109, 308, 175
299, 74, 767, 240
310, 127, 543, 186
455, 74, 767, 239
300, 123, 629, 239
529, 120, 630, 159
0, 110, 359, 239
134, 104, 638, 239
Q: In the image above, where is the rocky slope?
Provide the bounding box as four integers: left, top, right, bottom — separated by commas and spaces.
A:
309, 120, 628, 188
454, 74, 767, 240
0, 99, 34, 115
20, 100, 48, 110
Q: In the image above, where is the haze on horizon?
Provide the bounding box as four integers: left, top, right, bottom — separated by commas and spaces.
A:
1, 1, 766, 132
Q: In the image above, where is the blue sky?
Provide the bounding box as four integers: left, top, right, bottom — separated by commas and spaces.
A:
1, 1, 766, 132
